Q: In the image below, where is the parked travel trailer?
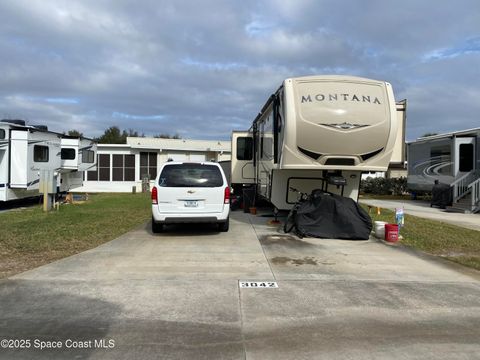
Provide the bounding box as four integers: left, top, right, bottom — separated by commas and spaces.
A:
0, 119, 62, 201
231, 75, 405, 210
0, 119, 97, 202
59, 136, 97, 191
407, 128, 480, 213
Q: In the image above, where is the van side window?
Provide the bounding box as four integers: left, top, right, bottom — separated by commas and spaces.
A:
0, 129, 5, 139
61, 148, 76, 160
34, 145, 49, 162
237, 137, 253, 160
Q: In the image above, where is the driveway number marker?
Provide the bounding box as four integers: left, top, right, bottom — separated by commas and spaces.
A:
239, 281, 278, 288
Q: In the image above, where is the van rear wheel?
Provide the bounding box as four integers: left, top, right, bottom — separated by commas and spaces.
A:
152, 217, 164, 233
218, 217, 229, 232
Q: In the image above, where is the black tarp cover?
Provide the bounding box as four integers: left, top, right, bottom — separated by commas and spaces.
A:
288, 190, 372, 240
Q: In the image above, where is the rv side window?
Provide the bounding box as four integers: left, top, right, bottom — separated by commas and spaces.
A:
34, 145, 49, 162
0, 129, 5, 139
61, 148, 76, 160
237, 137, 253, 161
82, 149, 95, 163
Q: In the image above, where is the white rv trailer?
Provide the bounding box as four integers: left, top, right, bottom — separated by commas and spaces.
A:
0, 119, 97, 202
59, 136, 97, 192
0, 119, 62, 201
231, 75, 405, 210
407, 128, 480, 212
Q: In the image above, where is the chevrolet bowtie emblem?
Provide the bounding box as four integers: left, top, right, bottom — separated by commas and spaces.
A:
319, 122, 369, 130
187, 190, 195, 194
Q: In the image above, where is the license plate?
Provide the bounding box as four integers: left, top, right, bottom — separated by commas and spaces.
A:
184, 200, 198, 208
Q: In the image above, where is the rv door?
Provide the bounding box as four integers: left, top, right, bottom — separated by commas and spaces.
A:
10, 130, 29, 188
231, 132, 255, 186
455, 137, 475, 176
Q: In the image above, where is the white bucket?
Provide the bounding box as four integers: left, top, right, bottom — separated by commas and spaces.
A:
374, 221, 387, 239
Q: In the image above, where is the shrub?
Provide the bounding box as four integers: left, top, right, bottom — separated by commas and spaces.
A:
361, 177, 407, 195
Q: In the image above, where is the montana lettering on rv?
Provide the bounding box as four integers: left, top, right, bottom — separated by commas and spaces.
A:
301, 94, 381, 104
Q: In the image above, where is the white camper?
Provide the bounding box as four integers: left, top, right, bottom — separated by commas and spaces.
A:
0, 120, 62, 201
0, 119, 97, 202
59, 136, 97, 192
407, 128, 480, 213
231, 75, 404, 210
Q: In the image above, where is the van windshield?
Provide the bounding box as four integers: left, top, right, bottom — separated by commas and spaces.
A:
159, 164, 223, 187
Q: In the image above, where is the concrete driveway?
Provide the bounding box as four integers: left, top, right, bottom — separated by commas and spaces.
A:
1, 211, 479, 359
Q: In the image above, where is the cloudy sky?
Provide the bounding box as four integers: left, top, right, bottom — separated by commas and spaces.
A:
1, 0, 479, 141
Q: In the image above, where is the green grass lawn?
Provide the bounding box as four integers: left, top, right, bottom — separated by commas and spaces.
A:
0, 193, 151, 278
366, 206, 480, 271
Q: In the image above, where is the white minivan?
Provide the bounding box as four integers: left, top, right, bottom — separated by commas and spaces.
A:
151, 162, 230, 233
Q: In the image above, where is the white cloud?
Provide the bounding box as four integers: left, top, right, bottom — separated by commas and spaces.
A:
45, 98, 79, 104
112, 112, 165, 121
423, 37, 480, 62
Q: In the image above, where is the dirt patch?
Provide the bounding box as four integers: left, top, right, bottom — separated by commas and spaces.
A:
270, 256, 319, 266
0, 255, 43, 278
0, 251, 69, 279
260, 235, 316, 248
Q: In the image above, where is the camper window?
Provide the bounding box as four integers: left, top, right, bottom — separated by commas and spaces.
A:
34, 145, 49, 162
0, 129, 5, 139
236, 137, 253, 160
82, 149, 95, 163
61, 148, 76, 160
